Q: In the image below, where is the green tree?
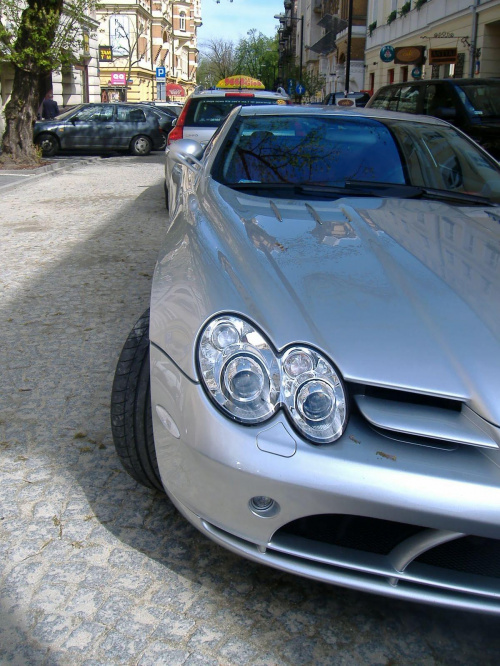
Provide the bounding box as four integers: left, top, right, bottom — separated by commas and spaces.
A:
0, 0, 95, 164
197, 31, 279, 91
236, 30, 279, 90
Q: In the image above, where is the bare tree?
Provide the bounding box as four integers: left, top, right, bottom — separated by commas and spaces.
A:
98, 9, 149, 98
198, 38, 240, 85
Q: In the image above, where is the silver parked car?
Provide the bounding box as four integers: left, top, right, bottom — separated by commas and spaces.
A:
112, 105, 500, 614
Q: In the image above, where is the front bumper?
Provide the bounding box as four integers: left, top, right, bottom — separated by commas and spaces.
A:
151, 344, 500, 613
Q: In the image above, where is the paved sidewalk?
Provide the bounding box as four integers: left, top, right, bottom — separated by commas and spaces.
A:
1, 156, 499, 665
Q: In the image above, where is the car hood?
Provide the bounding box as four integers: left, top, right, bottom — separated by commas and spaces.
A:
152, 182, 500, 424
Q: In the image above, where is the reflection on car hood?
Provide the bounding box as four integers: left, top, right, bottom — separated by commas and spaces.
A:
152, 182, 500, 424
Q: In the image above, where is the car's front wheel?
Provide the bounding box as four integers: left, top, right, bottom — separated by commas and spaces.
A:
111, 309, 163, 491
130, 135, 152, 156
35, 133, 59, 157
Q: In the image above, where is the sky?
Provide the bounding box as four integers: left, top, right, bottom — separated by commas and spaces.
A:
197, 0, 284, 45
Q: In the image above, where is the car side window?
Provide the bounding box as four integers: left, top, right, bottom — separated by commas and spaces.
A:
370, 87, 399, 111
423, 84, 455, 116
117, 107, 146, 122
397, 85, 420, 114
74, 105, 115, 122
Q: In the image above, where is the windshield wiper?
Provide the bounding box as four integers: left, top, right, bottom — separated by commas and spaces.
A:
345, 180, 496, 206
230, 182, 383, 199
229, 181, 497, 206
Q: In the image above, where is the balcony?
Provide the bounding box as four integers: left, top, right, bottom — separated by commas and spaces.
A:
366, 0, 472, 49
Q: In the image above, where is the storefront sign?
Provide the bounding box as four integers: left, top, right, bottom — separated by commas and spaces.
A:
394, 46, 425, 65
336, 97, 355, 107
380, 45, 395, 63
110, 72, 127, 86
429, 48, 457, 65
412, 66, 422, 79
99, 46, 113, 62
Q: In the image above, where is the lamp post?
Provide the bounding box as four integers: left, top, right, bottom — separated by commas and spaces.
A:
344, 0, 354, 96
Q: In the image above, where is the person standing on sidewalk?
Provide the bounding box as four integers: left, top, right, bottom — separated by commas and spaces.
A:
40, 91, 59, 119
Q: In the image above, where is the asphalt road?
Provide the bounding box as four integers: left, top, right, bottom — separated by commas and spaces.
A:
1, 153, 499, 665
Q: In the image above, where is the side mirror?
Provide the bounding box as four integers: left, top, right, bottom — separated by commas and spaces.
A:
168, 139, 204, 172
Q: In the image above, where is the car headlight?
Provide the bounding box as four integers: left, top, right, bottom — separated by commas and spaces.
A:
197, 315, 348, 443
198, 316, 280, 423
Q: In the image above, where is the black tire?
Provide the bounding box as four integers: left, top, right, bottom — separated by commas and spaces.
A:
164, 181, 169, 210
158, 135, 167, 151
111, 309, 163, 491
36, 133, 59, 157
130, 135, 152, 156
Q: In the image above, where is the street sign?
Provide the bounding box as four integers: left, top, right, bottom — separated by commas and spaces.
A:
156, 67, 166, 80
380, 45, 395, 63
287, 78, 294, 95
296, 83, 305, 96
411, 66, 422, 79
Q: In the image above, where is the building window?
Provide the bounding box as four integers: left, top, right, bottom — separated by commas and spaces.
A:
180, 12, 186, 32
400, 66, 408, 82
388, 68, 395, 84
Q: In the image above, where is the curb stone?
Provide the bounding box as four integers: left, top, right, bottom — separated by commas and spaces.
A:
0, 155, 102, 193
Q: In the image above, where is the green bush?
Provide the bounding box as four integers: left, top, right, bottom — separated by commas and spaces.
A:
387, 10, 397, 24
368, 21, 377, 36
399, 1, 411, 17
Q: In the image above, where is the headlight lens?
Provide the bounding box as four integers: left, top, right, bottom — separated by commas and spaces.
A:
197, 316, 348, 442
198, 316, 280, 423
281, 346, 347, 444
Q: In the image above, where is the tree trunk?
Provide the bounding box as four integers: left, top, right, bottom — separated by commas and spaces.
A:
1, 66, 40, 164
0, 0, 64, 165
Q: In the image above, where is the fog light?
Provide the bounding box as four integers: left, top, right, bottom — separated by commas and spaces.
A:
250, 496, 274, 511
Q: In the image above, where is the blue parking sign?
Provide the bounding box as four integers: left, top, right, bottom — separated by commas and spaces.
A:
156, 67, 166, 80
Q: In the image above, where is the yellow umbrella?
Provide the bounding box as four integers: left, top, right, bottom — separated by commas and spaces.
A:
216, 75, 265, 90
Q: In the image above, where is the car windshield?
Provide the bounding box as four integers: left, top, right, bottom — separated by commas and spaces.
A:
55, 105, 84, 121
212, 114, 500, 204
186, 97, 284, 128
455, 82, 500, 119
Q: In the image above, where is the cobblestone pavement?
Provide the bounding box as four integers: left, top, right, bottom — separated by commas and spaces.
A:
1, 156, 499, 666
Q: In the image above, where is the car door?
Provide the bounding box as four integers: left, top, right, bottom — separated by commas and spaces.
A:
59, 104, 117, 149
423, 83, 461, 127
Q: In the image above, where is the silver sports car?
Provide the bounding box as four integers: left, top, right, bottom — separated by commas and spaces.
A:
112, 105, 500, 614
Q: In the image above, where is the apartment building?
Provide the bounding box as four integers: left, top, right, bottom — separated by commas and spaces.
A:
277, 0, 368, 100
97, 0, 201, 103
365, 0, 500, 93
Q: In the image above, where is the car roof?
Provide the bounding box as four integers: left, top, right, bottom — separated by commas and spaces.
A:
376, 77, 499, 88
236, 104, 451, 126
190, 88, 288, 100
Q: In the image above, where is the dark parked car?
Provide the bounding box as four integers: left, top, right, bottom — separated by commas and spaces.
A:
136, 104, 176, 149
34, 103, 165, 157
366, 78, 500, 159
140, 101, 183, 116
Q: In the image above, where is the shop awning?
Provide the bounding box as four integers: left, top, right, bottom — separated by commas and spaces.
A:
309, 31, 337, 55
166, 83, 186, 96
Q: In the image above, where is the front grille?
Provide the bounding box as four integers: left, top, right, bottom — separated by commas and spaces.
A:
277, 515, 500, 581
279, 514, 423, 555
417, 536, 500, 579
